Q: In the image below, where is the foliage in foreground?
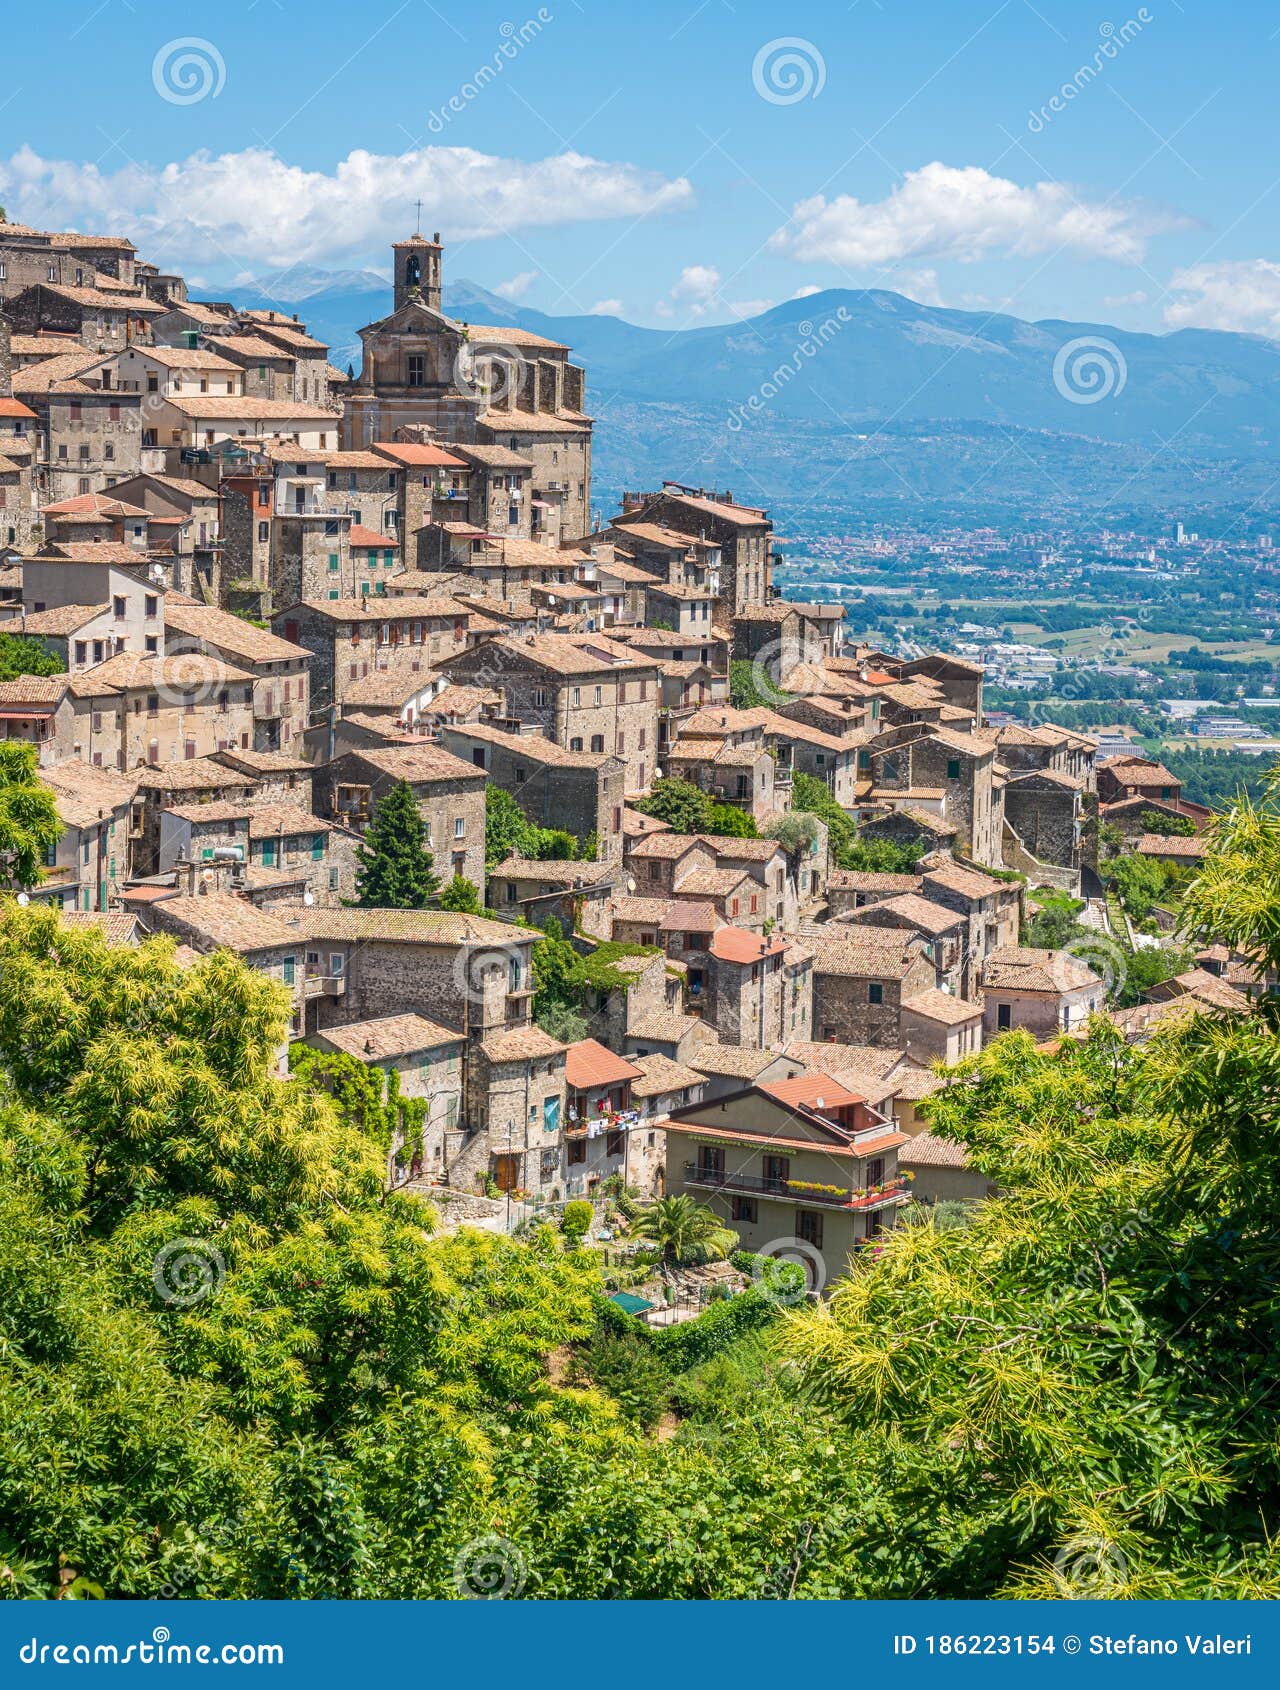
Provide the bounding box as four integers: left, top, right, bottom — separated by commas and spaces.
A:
6, 762, 1280, 1596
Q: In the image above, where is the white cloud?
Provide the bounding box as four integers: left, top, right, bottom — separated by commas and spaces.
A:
589, 298, 624, 316
1104, 289, 1149, 308
0, 143, 693, 276
768, 162, 1182, 268
670, 264, 722, 305
1163, 261, 1280, 336
494, 269, 538, 300
792, 284, 823, 298
726, 298, 774, 319
898, 267, 944, 307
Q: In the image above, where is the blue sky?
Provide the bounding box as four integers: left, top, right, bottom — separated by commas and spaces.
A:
1, 0, 1277, 334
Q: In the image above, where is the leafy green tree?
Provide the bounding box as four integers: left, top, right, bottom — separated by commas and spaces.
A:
530, 828, 578, 860
766, 811, 820, 854
0, 743, 62, 891
633, 777, 710, 834
0, 632, 64, 684
438, 874, 481, 913
354, 779, 438, 908
561, 1199, 593, 1242
1140, 809, 1196, 838
485, 784, 537, 867
531, 917, 587, 1036
729, 659, 789, 711
704, 803, 759, 838
1108, 851, 1171, 922
631, 1195, 737, 1266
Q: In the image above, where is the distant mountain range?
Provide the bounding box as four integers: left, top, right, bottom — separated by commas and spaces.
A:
228, 269, 1280, 519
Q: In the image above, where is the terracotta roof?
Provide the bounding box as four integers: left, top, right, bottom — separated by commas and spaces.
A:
58, 910, 142, 947
131, 344, 241, 371
627, 1052, 705, 1099
291, 907, 521, 946
443, 721, 617, 770
491, 856, 617, 888
315, 1013, 463, 1061
708, 926, 787, 964
343, 742, 483, 784
690, 1044, 790, 1080
372, 441, 467, 469
829, 869, 921, 894
922, 862, 1009, 901
162, 395, 338, 420
760, 1070, 871, 1114
1136, 832, 1208, 859
348, 524, 399, 549
14, 602, 110, 635
43, 491, 150, 519
42, 761, 138, 826
850, 892, 965, 937
132, 756, 255, 793
147, 892, 299, 954
902, 987, 983, 1025
479, 1025, 567, 1063
898, 1129, 970, 1169
982, 945, 1101, 993
565, 1037, 643, 1090
625, 1010, 701, 1044
164, 601, 309, 663
622, 806, 671, 837
478, 408, 592, 434
0, 397, 38, 418
78, 651, 253, 692
805, 927, 926, 979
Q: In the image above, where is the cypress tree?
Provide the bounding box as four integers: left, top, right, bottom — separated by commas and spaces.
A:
354, 779, 439, 908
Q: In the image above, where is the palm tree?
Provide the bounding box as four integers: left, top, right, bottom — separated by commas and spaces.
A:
631, 1194, 737, 1266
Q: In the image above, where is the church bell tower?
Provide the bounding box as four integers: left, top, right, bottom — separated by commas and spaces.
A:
393, 231, 443, 313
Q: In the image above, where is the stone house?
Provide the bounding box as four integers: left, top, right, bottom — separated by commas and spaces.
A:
1002, 768, 1088, 887
162, 598, 311, 754
307, 1014, 466, 1186
141, 891, 308, 1042
42, 382, 144, 504
0, 672, 100, 766
563, 1038, 645, 1194
322, 448, 402, 534
687, 1044, 806, 1100
919, 861, 1021, 963
899, 987, 984, 1066
317, 742, 487, 892
439, 721, 627, 861
486, 856, 621, 939
76, 650, 256, 771
826, 869, 922, 918
35, 761, 137, 914
3, 281, 163, 352
435, 631, 660, 798
840, 893, 969, 997
128, 755, 259, 874
980, 946, 1104, 1039
614, 487, 772, 616
704, 927, 813, 1049
0, 394, 38, 549
807, 926, 936, 1047
274, 596, 500, 711
466, 1024, 569, 1198
864, 722, 1000, 868
157, 800, 360, 906
667, 1072, 909, 1288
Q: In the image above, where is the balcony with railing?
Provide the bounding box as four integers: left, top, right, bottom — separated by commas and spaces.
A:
683, 1163, 908, 1211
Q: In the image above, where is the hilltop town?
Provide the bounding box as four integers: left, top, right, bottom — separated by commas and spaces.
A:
0, 215, 1258, 1295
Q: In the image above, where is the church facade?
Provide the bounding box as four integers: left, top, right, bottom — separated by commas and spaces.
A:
341, 234, 594, 539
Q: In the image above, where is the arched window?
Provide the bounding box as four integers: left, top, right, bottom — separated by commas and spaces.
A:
405, 254, 421, 288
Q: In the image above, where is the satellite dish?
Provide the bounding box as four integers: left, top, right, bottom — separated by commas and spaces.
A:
303, 891, 316, 906
16, 893, 30, 907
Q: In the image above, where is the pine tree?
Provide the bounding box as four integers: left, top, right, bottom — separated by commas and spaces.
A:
354, 780, 439, 908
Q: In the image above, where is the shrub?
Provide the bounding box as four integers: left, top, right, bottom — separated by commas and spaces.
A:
561, 1199, 593, 1242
